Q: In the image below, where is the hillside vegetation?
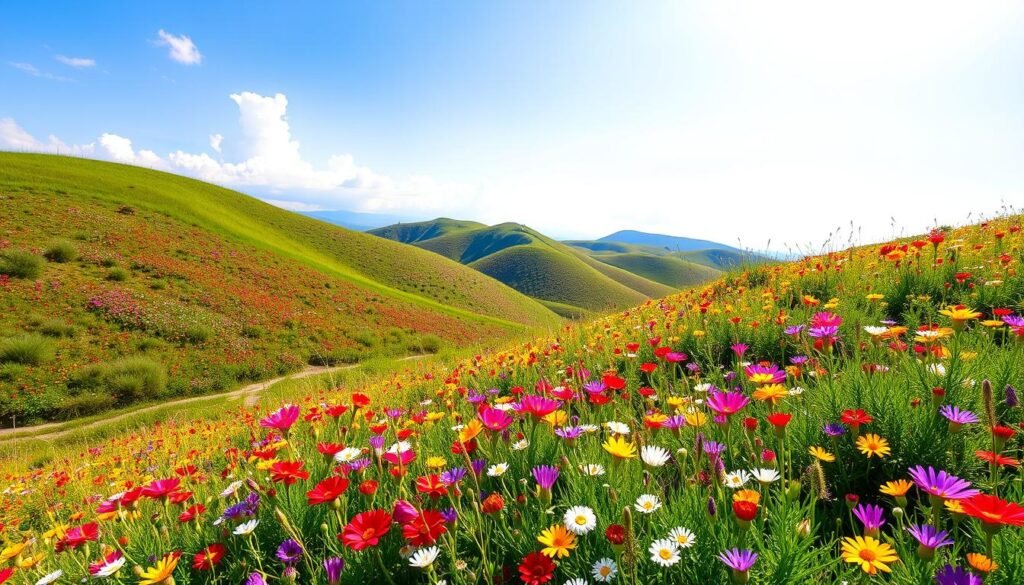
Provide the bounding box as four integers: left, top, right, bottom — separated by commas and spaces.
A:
0, 153, 558, 424
1, 214, 1022, 585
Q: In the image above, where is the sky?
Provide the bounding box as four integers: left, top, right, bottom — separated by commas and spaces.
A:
2, 1, 1024, 253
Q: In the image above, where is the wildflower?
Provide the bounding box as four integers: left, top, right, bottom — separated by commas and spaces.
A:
880, 479, 913, 506
269, 461, 309, 485
966, 552, 997, 574
402, 509, 447, 546
193, 543, 227, 570
323, 557, 344, 584
752, 384, 788, 405
939, 406, 980, 432
906, 524, 953, 560
340, 510, 392, 550
89, 551, 126, 577
260, 404, 300, 432
852, 503, 886, 537
706, 390, 751, 416
234, 519, 260, 536
808, 446, 835, 462
518, 551, 557, 585
409, 546, 440, 568
975, 450, 1020, 467
537, 524, 577, 558
961, 494, 1024, 532
579, 463, 606, 476
649, 538, 681, 566
840, 536, 899, 575
487, 463, 509, 476
34, 571, 63, 585
934, 564, 981, 585
718, 548, 758, 582
533, 465, 560, 490
723, 470, 751, 488
306, 476, 349, 506
563, 506, 597, 535
855, 433, 891, 458
481, 493, 505, 514
640, 445, 671, 467
141, 478, 181, 500
750, 468, 780, 484
635, 494, 662, 514
602, 435, 637, 459
138, 553, 180, 585
939, 305, 982, 330
591, 557, 618, 582
668, 526, 696, 548
745, 363, 786, 385
908, 466, 979, 501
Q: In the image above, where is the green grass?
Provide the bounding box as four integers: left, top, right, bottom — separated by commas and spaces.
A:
591, 251, 722, 288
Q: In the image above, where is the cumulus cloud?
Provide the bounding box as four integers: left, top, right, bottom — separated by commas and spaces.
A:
0, 118, 94, 155
209, 133, 223, 153
98, 133, 165, 167
55, 55, 95, 68
155, 29, 202, 65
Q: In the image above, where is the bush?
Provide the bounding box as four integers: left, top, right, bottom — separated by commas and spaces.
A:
60, 393, 117, 418
0, 363, 25, 381
107, 267, 129, 281
136, 337, 164, 352
0, 250, 44, 279
39, 319, 76, 338
150, 279, 167, 290
43, 239, 77, 263
0, 334, 54, 365
415, 334, 443, 354
241, 325, 265, 339
105, 357, 167, 404
183, 324, 213, 344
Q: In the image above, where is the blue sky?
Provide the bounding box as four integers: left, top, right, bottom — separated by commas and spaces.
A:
3, 1, 1024, 251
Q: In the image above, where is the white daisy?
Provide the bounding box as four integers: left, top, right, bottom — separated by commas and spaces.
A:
487, 463, 509, 477
579, 463, 606, 476
788, 386, 806, 396
35, 571, 63, 585
334, 447, 363, 463
492, 403, 516, 411
634, 494, 662, 514
562, 505, 597, 535
591, 557, 618, 583
605, 421, 631, 435
409, 546, 440, 568
863, 325, 889, 336
512, 439, 529, 451
579, 424, 600, 433
693, 382, 713, 393
928, 363, 947, 376
648, 538, 681, 566
387, 441, 413, 454
564, 579, 588, 585
94, 555, 127, 577
640, 445, 671, 467
750, 468, 780, 484
233, 518, 259, 536
723, 470, 751, 488
219, 480, 244, 498
667, 526, 696, 549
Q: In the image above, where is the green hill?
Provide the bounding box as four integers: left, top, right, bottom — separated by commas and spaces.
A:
371, 220, 683, 316
591, 252, 721, 288
0, 153, 559, 424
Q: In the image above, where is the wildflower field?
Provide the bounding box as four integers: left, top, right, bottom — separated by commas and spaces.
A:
1, 215, 1023, 585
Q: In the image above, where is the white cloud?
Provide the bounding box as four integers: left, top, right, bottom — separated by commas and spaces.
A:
8, 62, 69, 81
98, 133, 165, 168
155, 29, 202, 65
0, 118, 94, 156
55, 55, 95, 68
262, 199, 323, 212
209, 133, 223, 153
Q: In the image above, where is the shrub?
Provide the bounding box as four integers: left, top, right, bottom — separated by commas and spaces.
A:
135, 337, 164, 352
107, 267, 129, 281
105, 357, 167, 404
0, 363, 25, 381
60, 393, 117, 418
183, 324, 213, 344
39, 319, 76, 338
241, 325, 265, 339
43, 239, 77, 263
414, 333, 443, 354
0, 334, 54, 365
0, 250, 44, 279
150, 279, 167, 290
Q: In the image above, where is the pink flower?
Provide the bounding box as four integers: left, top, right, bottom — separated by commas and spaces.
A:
261, 404, 300, 432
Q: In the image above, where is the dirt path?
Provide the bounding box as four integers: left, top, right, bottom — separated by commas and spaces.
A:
0, 355, 425, 443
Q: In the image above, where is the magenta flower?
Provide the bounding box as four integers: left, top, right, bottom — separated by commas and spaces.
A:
908, 465, 980, 500
532, 465, 559, 490
938, 405, 979, 426
706, 390, 751, 416
853, 503, 886, 535
260, 404, 300, 432
743, 363, 786, 385
730, 343, 749, 357
718, 548, 758, 572
934, 565, 981, 585
810, 311, 842, 328
907, 524, 953, 551
516, 395, 560, 418
479, 407, 514, 432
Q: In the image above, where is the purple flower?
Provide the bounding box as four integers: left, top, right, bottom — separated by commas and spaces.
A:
808, 325, 839, 340
707, 391, 751, 416
744, 363, 786, 384
853, 503, 886, 533
1006, 385, 1018, 408
441, 507, 458, 523
583, 380, 606, 394
471, 458, 487, 477
368, 435, 385, 451
385, 407, 404, 419
665, 351, 688, 362
934, 565, 981, 585
784, 325, 805, 336
1002, 315, 1024, 327
907, 524, 954, 550
686, 363, 701, 374
939, 405, 979, 425
707, 496, 717, 517
555, 426, 585, 440
323, 557, 344, 585
466, 390, 486, 404
908, 465, 980, 500
718, 548, 758, 572
276, 539, 303, 565
823, 423, 847, 437
440, 467, 467, 487
790, 355, 808, 365
246, 572, 268, 585
662, 415, 686, 430
532, 465, 559, 490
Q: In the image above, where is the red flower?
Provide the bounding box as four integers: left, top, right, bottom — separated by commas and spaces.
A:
0, 568, 14, 584
59, 522, 99, 550
401, 509, 447, 546
270, 461, 310, 485
742, 417, 758, 431
325, 404, 349, 417
316, 443, 346, 458
352, 393, 371, 409
358, 480, 379, 496
192, 543, 226, 570
415, 475, 447, 499
640, 362, 658, 374
733, 500, 758, 522
962, 494, 1024, 529
604, 524, 626, 545
976, 450, 1020, 467
340, 510, 392, 550
518, 551, 556, 585
306, 476, 350, 506
602, 374, 626, 390
141, 478, 181, 500
841, 409, 873, 427
179, 504, 206, 523
481, 493, 505, 514
766, 413, 792, 428
992, 425, 1016, 439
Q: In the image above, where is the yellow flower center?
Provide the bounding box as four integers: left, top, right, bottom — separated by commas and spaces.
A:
659, 549, 673, 560
859, 549, 877, 562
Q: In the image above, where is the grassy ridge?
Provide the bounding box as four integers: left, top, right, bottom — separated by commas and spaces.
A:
590, 251, 721, 288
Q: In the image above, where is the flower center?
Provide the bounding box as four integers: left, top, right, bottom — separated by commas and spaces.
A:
575, 516, 587, 525
361, 528, 376, 540
659, 549, 673, 560
859, 549, 877, 562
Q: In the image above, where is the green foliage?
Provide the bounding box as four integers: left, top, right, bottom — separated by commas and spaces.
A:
0, 249, 44, 278
43, 238, 77, 263
38, 319, 76, 338
68, 357, 167, 405
0, 334, 54, 365
106, 266, 129, 281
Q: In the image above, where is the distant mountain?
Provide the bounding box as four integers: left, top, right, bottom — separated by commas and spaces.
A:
598, 230, 744, 253
301, 209, 415, 231
371, 219, 722, 317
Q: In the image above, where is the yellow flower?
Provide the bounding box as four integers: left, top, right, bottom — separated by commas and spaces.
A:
865, 293, 884, 302
537, 524, 577, 558
879, 479, 912, 497
602, 435, 637, 459
425, 456, 447, 469
733, 489, 760, 505
458, 419, 483, 443
967, 552, 997, 574
683, 409, 707, 427
939, 305, 982, 323
0, 541, 26, 562
840, 535, 899, 575
808, 446, 835, 462
139, 552, 180, 585
16, 552, 45, 569
944, 499, 965, 514
982, 319, 1006, 328
856, 433, 891, 458
752, 384, 788, 405
542, 410, 568, 427
424, 412, 445, 423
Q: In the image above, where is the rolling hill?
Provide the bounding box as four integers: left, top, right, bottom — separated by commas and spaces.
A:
0, 153, 559, 424
369, 219, 724, 316
598, 229, 745, 252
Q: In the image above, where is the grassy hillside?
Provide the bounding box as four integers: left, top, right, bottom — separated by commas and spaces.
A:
0, 153, 558, 424
568, 238, 762, 271
592, 251, 722, 288
3, 215, 1023, 584
372, 219, 692, 314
